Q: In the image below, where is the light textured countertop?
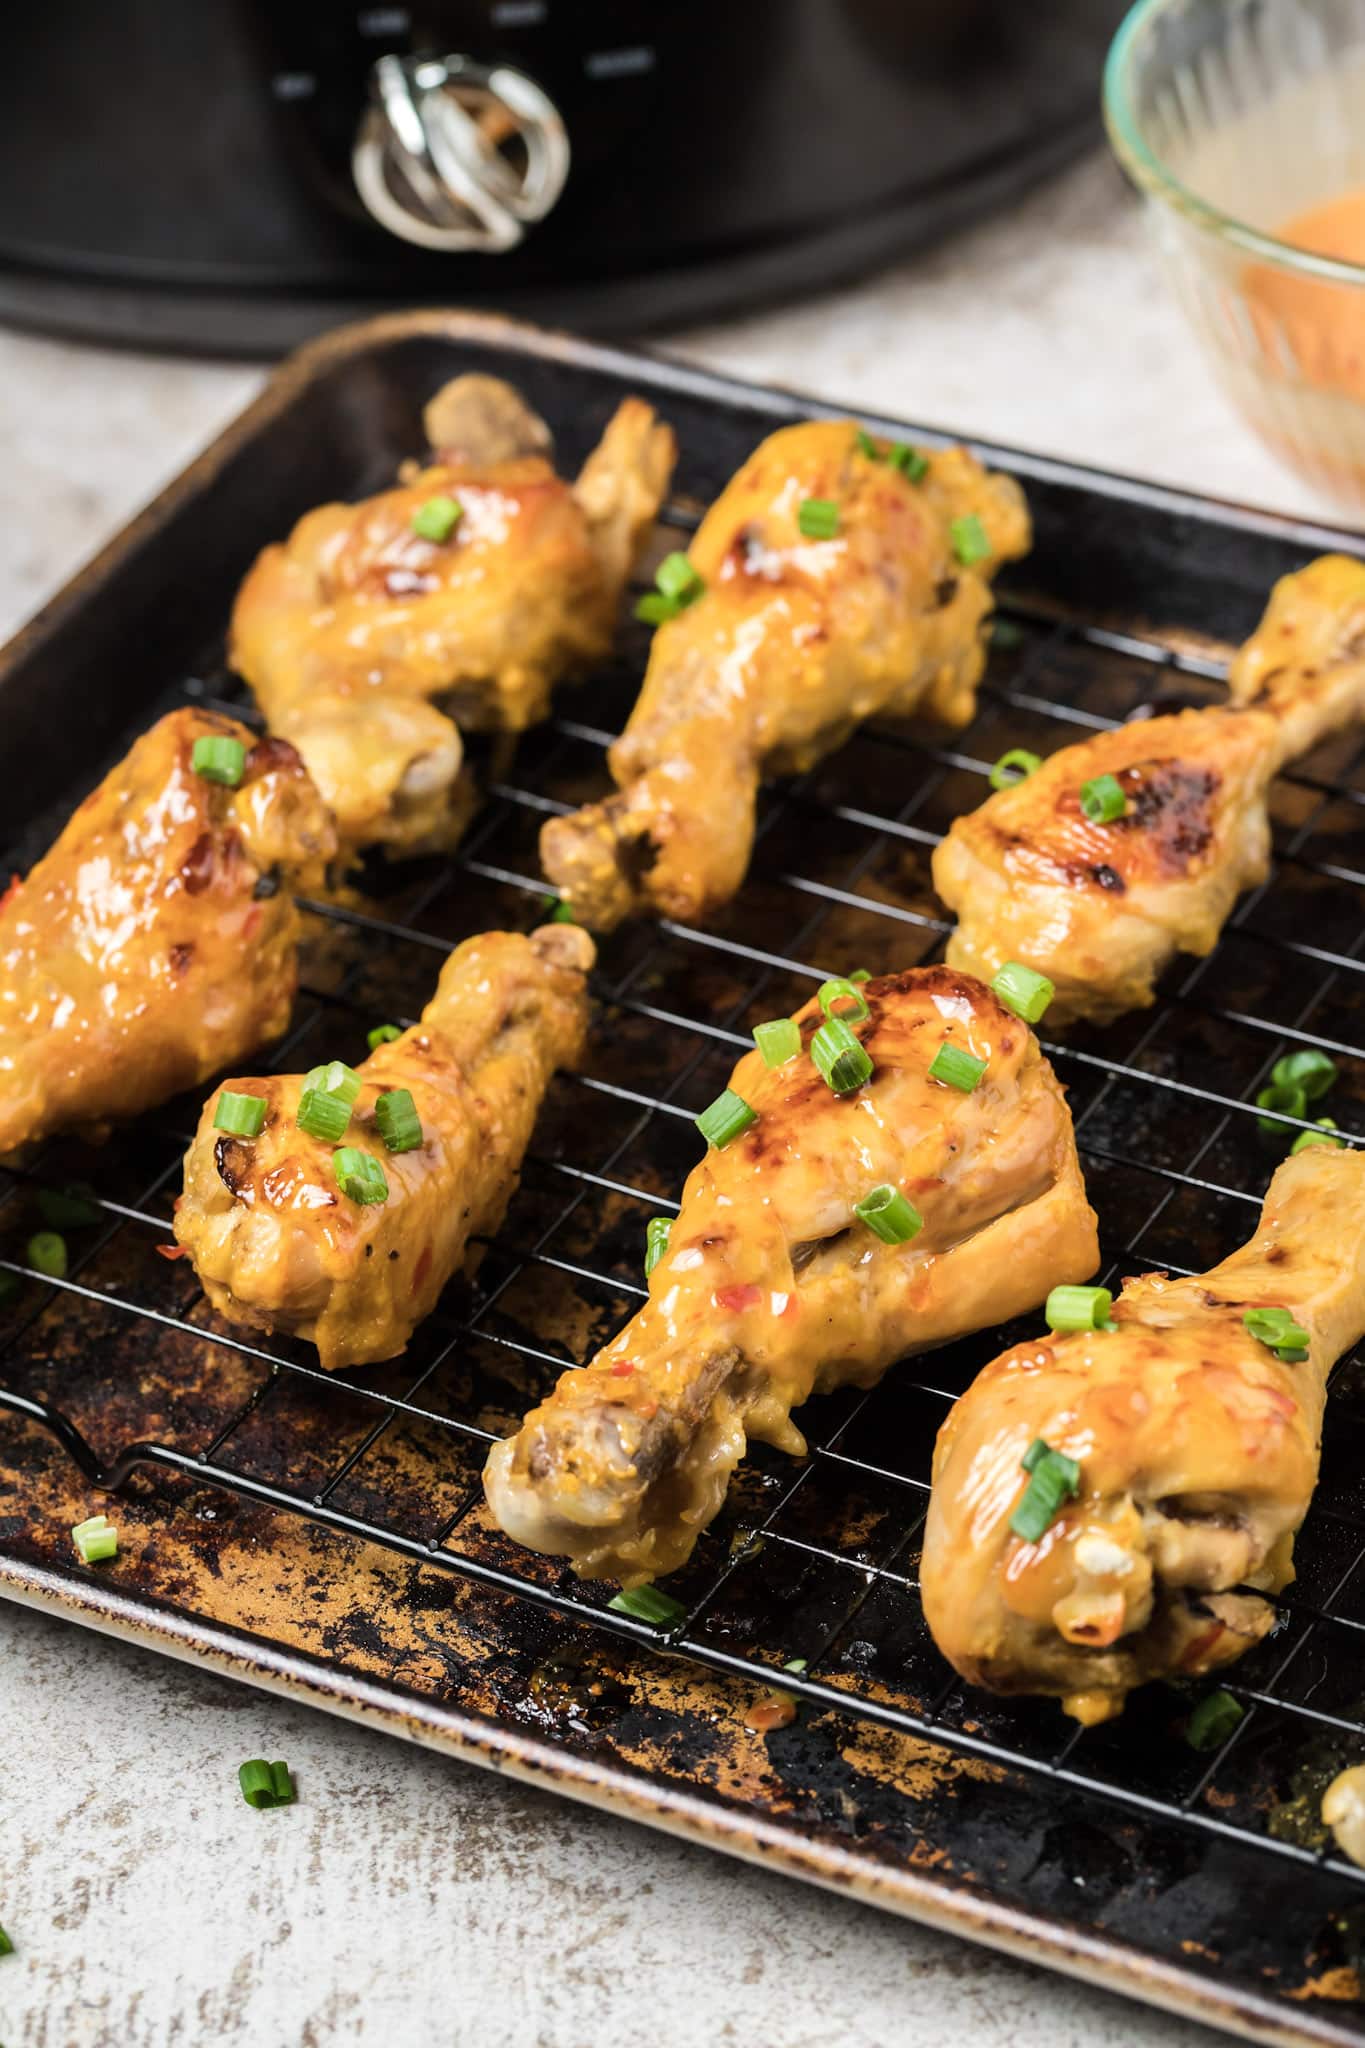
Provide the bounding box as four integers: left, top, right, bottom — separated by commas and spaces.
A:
0, 152, 1339, 2048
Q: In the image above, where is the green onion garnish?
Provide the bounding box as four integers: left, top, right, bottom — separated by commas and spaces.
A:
1009, 1440, 1081, 1543
36, 1186, 101, 1229
782, 1657, 809, 1674
817, 977, 870, 1024
1080, 773, 1127, 824
608, 1584, 686, 1626
850, 969, 872, 984
214, 1090, 267, 1138
644, 1216, 671, 1277
367, 1023, 402, 1051
1184, 1689, 1244, 1752
1292, 1118, 1346, 1155
810, 1016, 874, 1095
549, 899, 577, 923
72, 1513, 117, 1564
1256, 1080, 1307, 1134
855, 428, 879, 458
990, 961, 1054, 1024
26, 1231, 67, 1279
191, 734, 247, 787
333, 1148, 389, 1205
238, 1758, 295, 1809
888, 441, 929, 482
303, 1060, 362, 1107
1045, 1284, 1115, 1333
1271, 1048, 1337, 1102
989, 748, 1041, 792
634, 591, 676, 626
1244, 1305, 1310, 1361
0, 1923, 12, 1956
753, 1017, 801, 1067
635, 552, 705, 625
949, 513, 991, 566
798, 498, 840, 540
928, 1042, 987, 1092
695, 1088, 757, 1149
374, 1087, 423, 1154
854, 1184, 923, 1245
296, 1088, 352, 1143
411, 494, 462, 542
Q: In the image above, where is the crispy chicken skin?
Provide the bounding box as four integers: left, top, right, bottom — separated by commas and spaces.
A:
0, 709, 336, 1155
540, 422, 1030, 932
922, 1147, 1365, 1725
933, 554, 1365, 1026
230, 374, 676, 856
484, 964, 1097, 1582
174, 923, 594, 1370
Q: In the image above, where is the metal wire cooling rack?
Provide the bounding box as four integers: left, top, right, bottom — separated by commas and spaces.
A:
4, 488, 1365, 1905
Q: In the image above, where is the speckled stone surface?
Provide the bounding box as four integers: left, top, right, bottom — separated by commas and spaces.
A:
0, 152, 1316, 2047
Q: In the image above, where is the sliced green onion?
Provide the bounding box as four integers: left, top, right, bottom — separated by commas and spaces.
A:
296, 1087, 352, 1143
810, 1016, 874, 1095
72, 1513, 118, 1564
1009, 1442, 1081, 1543
855, 428, 879, 459
269, 1761, 295, 1805
753, 1018, 800, 1067
1244, 1306, 1310, 1360
1292, 1117, 1346, 1155
949, 513, 991, 566
635, 591, 676, 625
1184, 1688, 1244, 1752
782, 1657, 809, 1674
303, 1060, 361, 1107
411, 494, 462, 542
1271, 1048, 1337, 1103
1045, 1284, 1114, 1333
214, 1090, 267, 1138
990, 961, 1054, 1024
1080, 773, 1127, 824
888, 441, 929, 482
191, 734, 247, 787
989, 748, 1041, 792
238, 1758, 279, 1809
695, 1088, 757, 1149
367, 1023, 402, 1051
549, 899, 577, 923
655, 551, 704, 605
644, 1216, 671, 1277
854, 1184, 923, 1246
928, 1042, 987, 1092
0, 1923, 12, 1956
375, 1087, 423, 1154
26, 1231, 67, 1279
850, 969, 872, 984
818, 977, 870, 1024
333, 1148, 389, 1205
1256, 1080, 1307, 1134
37, 1186, 101, 1229
798, 497, 840, 540
608, 1584, 686, 1625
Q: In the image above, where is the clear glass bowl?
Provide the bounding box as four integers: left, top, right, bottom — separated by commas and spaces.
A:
1105, 0, 1365, 508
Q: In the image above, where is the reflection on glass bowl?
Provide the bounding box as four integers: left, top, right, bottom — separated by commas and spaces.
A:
1105, 0, 1365, 509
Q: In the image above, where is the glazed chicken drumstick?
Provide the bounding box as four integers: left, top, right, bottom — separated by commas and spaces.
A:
230, 373, 676, 856
541, 421, 1030, 931
0, 709, 335, 1155
922, 1146, 1365, 1727
484, 964, 1098, 1582
933, 553, 1365, 1026
174, 922, 593, 1370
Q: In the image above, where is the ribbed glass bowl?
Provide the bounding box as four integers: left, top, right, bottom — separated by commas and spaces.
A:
1105, 0, 1365, 508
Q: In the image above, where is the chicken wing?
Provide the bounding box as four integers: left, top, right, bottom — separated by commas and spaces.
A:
933, 553, 1365, 1026
230, 373, 676, 856
483, 964, 1097, 1582
921, 1146, 1365, 1725
174, 922, 594, 1370
540, 422, 1031, 932
0, 709, 335, 1155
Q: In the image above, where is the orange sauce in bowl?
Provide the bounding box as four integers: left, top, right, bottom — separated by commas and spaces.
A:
1245, 190, 1365, 400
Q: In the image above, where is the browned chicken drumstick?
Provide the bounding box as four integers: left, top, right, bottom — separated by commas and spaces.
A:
922, 1147, 1365, 1726
484, 964, 1097, 1582
174, 923, 593, 1370
230, 373, 676, 857
541, 420, 1030, 931
0, 709, 335, 1155
933, 553, 1365, 1026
